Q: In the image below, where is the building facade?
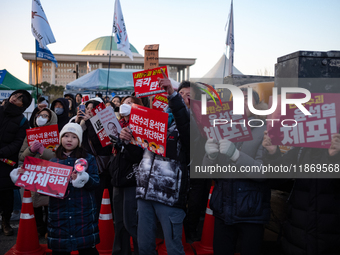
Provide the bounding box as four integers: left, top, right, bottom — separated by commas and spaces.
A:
21, 36, 196, 87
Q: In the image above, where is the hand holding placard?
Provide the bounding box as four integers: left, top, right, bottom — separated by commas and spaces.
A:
158, 69, 174, 96
329, 133, 340, 156
262, 131, 278, 155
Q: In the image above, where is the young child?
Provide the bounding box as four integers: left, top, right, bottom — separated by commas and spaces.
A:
11, 123, 100, 255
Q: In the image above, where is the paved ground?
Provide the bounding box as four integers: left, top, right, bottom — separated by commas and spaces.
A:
0, 217, 284, 255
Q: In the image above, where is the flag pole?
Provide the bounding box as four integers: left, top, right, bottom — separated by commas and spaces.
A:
106, 1, 116, 98
35, 41, 38, 101
106, 35, 113, 97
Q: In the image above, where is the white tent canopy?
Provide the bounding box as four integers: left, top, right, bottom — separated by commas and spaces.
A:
193, 54, 243, 85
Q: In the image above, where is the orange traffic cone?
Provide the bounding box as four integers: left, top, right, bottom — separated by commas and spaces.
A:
157, 227, 195, 255
5, 190, 46, 255
192, 186, 215, 255
96, 189, 115, 255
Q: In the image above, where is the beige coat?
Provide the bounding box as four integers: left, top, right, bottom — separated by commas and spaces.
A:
19, 108, 58, 207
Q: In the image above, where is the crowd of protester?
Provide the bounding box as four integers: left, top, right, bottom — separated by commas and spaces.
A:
0, 75, 339, 255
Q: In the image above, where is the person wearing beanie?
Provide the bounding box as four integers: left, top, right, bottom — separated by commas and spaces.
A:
47, 122, 100, 253
0, 89, 31, 236
50, 98, 70, 132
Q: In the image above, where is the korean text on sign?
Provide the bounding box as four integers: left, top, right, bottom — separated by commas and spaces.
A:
26, 124, 59, 151
268, 93, 340, 148
133, 66, 168, 98
191, 99, 253, 143
15, 156, 73, 198
129, 104, 168, 156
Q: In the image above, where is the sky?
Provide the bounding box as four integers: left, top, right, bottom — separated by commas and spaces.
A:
0, 0, 339, 84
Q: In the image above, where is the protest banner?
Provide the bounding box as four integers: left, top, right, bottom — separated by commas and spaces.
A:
26, 124, 59, 151
267, 93, 340, 148
129, 104, 168, 156
152, 94, 168, 112
81, 95, 90, 103
144, 44, 159, 70
98, 106, 122, 140
191, 99, 253, 142
15, 156, 72, 198
90, 102, 112, 147
133, 66, 168, 98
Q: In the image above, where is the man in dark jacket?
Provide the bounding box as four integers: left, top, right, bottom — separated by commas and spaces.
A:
203, 90, 271, 255
263, 131, 340, 255
136, 78, 190, 255
50, 98, 70, 131
0, 90, 31, 236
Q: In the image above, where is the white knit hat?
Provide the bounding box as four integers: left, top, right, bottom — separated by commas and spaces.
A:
59, 123, 83, 146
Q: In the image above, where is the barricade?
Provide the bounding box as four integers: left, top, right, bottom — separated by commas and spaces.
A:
5, 190, 46, 255
192, 186, 215, 255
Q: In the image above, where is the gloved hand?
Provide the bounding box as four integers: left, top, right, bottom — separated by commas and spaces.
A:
205, 139, 219, 160
10, 167, 21, 183
37, 143, 45, 155
219, 138, 240, 162
71, 171, 89, 188
30, 140, 41, 153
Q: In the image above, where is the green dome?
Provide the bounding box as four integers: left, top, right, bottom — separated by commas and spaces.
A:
81, 36, 139, 54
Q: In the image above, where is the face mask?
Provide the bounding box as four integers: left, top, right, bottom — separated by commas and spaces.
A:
54, 107, 64, 115
36, 116, 48, 127
119, 104, 131, 116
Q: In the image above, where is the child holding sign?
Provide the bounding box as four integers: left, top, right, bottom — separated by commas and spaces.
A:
13, 123, 100, 254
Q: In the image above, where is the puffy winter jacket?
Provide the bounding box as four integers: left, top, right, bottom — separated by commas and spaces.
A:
203, 123, 271, 224
47, 152, 100, 252
263, 147, 340, 255
0, 102, 29, 190
135, 92, 190, 209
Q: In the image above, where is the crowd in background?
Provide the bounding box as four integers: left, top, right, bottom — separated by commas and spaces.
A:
0, 77, 339, 255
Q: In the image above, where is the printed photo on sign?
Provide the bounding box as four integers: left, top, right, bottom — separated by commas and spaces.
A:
98, 106, 122, 140
15, 156, 72, 198
136, 150, 181, 207
26, 124, 59, 151
191, 99, 253, 142
267, 93, 340, 148
133, 66, 168, 98
129, 104, 168, 156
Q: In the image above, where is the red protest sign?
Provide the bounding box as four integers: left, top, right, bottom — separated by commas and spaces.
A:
26, 124, 59, 151
133, 66, 168, 98
129, 104, 168, 156
267, 93, 340, 148
82, 95, 90, 103
152, 94, 168, 112
90, 114, 112, 147
15, 156, 72, 198
191, 99, 253, 143
91, 102, 106, 116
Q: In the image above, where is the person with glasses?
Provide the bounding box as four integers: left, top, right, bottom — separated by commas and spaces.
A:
0, 90, 32, 236
19, 107, 58, 238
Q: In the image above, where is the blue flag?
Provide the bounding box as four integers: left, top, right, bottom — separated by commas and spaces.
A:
36, 40, 58, 67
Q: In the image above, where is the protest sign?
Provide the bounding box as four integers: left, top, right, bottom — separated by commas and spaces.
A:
15, 156, 72, 198
144, 44, 159, 70
152, 94, 168, 112
129, 104, 168, 156
26, 124, 59, 151
91, 102, 106, 116
133, 66, 168, 98
191, 99, 253, 142
98, 106, 122, 140
90, 103, 111, 147
267, 93, 340, 148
